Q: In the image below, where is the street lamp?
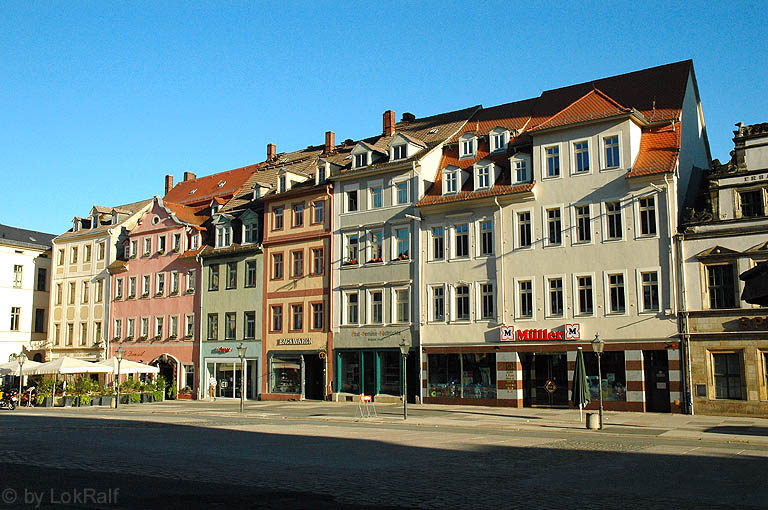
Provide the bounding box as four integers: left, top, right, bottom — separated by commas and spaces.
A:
17, 352, 27, 405
237, 342, 247, 413
115, 347, 124, 409
591, 333, 605, 430
398, 339, 410, 420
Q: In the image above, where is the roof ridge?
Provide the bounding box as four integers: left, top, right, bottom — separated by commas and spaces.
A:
531, 87, 629, 131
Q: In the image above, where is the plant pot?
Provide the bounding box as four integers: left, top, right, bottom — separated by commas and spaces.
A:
63, 396, 74, 407
119, 395, 129, 404
101, 396, 114, 407
91, 396, 102, 406
40, 397, 53, 407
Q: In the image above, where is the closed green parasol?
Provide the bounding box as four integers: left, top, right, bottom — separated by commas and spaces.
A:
572, 346, 590, 422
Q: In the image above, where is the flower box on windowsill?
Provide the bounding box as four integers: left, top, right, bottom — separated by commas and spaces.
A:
185, 334, 193, 339
127, 294, 136, 299
158, 249, 165, 255
130, 254, 136, 259
143, 251, 151, 257
154, 335, 162, 341
186, 289, 194, 294
112, 336, 120, 342
343, 259, 358, 266
172, 247, 180, 253
141, 292, 149, 298
169, 334, 177, 339
125, 336, 133, 342
367, 258, 383, 264
170, 290, 178, 296
396, 253, 410, 261
139, 336, 147, 341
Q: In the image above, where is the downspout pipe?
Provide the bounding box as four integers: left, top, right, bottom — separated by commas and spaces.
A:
325, 183, 333, 398
196, 247, 205, 400
494, 197, 506, 325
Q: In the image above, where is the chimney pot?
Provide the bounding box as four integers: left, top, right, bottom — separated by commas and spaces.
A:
267, 143, 276, 160
383, 110, 395, 136
164, 174, 174, 195
183, 171, 196, 182
324, 131, 335, 153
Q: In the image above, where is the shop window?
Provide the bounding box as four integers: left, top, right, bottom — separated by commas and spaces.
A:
713, 352, 744, 400
427, 353, 496, 399
584, 351, 626, 401
338, 352, 361, 393
271, 356, 301, 394
184, 364, 195, 392
379, 351, 402, 395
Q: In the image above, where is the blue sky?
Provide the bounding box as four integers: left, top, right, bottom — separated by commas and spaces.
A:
1, 2, 765, 234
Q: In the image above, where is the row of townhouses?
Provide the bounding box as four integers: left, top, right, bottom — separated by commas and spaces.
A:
5, 60, 767, 416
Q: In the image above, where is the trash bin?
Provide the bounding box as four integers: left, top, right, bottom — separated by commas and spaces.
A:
586, 413, 600, 430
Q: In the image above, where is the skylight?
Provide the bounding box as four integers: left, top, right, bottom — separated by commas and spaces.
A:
189, 188, 197, 194
428, 128, 439, 134
218, 180, 226, 188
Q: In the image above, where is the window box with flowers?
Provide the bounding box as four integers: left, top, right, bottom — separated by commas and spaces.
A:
125, 335, 133, 342
169, 334, 177, 339
158, 249, 165, 255
170, 290, 178, 296
142, 292, 149, 298
396, 252, 409, 261
367, 257, 383, 264
172, 247, 180, 253
154, 335, 162, 341
130, 253, 137, 259
343, 259, 358, 266
139, 335, 147, 341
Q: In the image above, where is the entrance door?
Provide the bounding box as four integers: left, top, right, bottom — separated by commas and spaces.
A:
216, 363, 235, 398
362, 351, 376, 396
523, 353, 568, 407
643, 350, 671, 412
303, 354, 324, 400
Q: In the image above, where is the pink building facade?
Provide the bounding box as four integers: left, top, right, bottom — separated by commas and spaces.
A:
108, 197, 205, 394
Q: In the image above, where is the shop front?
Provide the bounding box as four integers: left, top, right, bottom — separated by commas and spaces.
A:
202, 342, 260, 400
332, 326, 416, 402
422, 325, 681, 412
111, 342, 198, 397
262, 333, 330, 401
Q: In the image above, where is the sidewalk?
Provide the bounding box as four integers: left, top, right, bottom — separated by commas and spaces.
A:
62, 398, 768, 445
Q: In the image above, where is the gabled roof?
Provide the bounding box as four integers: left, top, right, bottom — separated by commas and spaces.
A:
627, 122, 681, 178
528, 88, 633, 132
0, 223, 56, 250
450, 98, 536, 143
56, 199, 152, 240
696, 245, 741, 259
163, 200, 208, 227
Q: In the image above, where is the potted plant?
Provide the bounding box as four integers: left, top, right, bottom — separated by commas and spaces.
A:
343, 258, 357, 266
177, 386, 194, 400
168, 381, 178, 400
35, 377, 54, 407
101, 385, 115, 407
158, 249, 165, 255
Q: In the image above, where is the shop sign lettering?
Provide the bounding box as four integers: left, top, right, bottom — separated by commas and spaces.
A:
277, 338, 312, 345
739, 317, 768, 330
214, 347, 231, 353
500, 324, 581, 341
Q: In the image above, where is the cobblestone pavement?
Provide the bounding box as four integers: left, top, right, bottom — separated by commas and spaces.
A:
1, 401, 766, 509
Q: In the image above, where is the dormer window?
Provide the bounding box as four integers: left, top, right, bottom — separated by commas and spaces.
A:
243, 222, 258, 244
443, 168, 460, 195
317, 164, 326, 184
354, 153, 368, 168
279, 175, 287, 193
211, 203, 219, 214
216, 225, 232, 248
459, 134, 476, 159
490, 128, 509, 152
392, 144, 407, 160
476, 164, 491, 189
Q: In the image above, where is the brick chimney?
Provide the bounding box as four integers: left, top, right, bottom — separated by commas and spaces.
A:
267, 143, 276, 160
164, 174, 174, 194
383, 110, 395, 136
324, 131, 335, 153
183, 171, 196, 182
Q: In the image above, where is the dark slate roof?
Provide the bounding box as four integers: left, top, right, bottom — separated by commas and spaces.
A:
0, 224, 56, 250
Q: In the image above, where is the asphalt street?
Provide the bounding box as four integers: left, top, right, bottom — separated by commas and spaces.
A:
1, 401, 766, 509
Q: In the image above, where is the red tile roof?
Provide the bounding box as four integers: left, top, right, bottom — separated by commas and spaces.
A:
450, 98, 536, 143
163, 163, 262, 207
528, 88, 632, 132
627, 122, 681, 178
163, 200, 208, 227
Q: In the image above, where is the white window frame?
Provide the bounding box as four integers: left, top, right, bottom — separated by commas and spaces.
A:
572, 203, 593, 245
543, 144, 561, 179
126, 318, 135, 339
140, 317, 150, 338
343, 290, 361, 325
128, 276, 137, 299
543, 205, 564, 248
143, 237, 152, 256
392, 286, 410, 324
156, 272, 165, 296
354, 151, 369, 169
601, 133, 622, 170
478, 218, 494, 257
459, 134, 477, 159
391, 144, 407, 161
545, 274, 566, 318
394, 179, 410, 205
368, 229, 384, 263
186, 269, 196, 293
367, 288, 385, 325
514, 277, 535, 321
477, 281, 496, 321
343, 231, 360, 266
429, 284, 446, 323
452, 283, 472, 322
185, 314, 195, 338
169, 315, 179, 338
490, 128, 508, 153
114, 318, 122, 339
515, 208, 534, 250
344, 184, 359, 213
573, 273, 596, 317
452, 222, 470, 259
636, 266, 662, 314
155, 316, 164, 338
603, 270, 629, 316
393, 225, 410, 261
368, 180, 383, 210
602, 200, 625, 242
635, 193, 660, 239
216, 225, 232, 248
571, 139, 591, 175
430, 225, 445, 261
511, 155, 530, 184
142, 274, 151, 297
443, 168, 460, 195
475, 163, 492, 190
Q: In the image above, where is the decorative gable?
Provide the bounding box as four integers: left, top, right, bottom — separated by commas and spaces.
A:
696, 245, 741, 261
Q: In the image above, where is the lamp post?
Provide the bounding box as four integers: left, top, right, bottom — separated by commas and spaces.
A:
591, 333, 605, 430
115, 347, 124, 409
237, 342, 247, 413
398, 339, 409, 420
17, 352, 26, 403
